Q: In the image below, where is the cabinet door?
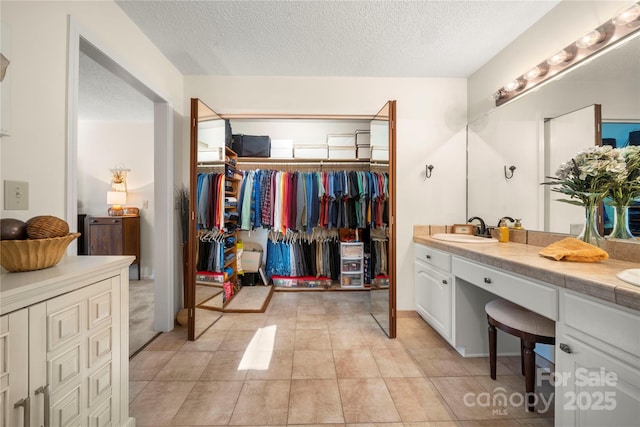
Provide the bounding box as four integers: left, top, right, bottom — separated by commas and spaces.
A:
556, 335, 640, 427
88, 219, 123, 255
1, 310, 28, 427
45, 279, 115, 427
415, 260, 452, 341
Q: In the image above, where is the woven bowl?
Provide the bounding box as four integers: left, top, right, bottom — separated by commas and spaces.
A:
1, 233, 80, 272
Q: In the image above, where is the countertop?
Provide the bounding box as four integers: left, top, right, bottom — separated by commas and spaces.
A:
1, 255, 134, 315
413, 233, 640, 312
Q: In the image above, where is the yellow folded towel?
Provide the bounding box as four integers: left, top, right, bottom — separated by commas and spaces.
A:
539, 237, 609, 262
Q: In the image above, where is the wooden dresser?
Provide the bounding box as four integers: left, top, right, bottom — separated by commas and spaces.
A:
86, 215, 141, 279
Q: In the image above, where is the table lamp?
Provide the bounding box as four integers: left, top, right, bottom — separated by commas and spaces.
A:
107, 191, 126, 216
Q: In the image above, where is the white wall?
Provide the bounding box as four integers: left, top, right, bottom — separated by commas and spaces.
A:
185, 76, 467, 310
468, 1, 630, 122
78, 120, 155, 278
0, 1, 184, 221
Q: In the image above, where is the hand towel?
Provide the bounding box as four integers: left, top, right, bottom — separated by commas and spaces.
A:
538, 237, 608, 262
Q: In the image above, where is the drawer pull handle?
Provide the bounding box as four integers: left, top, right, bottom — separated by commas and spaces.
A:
426, 255, 431, 259
35, 385, 50, 427
559, 343, 573, 354
442, 279, 448, 285
483, 277, 492, 284
14, 396, 30, 426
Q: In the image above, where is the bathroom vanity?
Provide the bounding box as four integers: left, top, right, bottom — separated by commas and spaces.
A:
413, 229, 639, 426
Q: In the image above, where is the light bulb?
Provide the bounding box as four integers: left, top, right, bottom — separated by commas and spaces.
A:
503, 79, 523, 92
613, 3, 640, 26
547, 50, 569, 66
524, 66, 542, 80
576, 29, 604, 48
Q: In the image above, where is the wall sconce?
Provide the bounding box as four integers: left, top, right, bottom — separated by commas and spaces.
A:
107, 191, 127, 216
493, 1, 640, 107
504, 165, 516, 179
425, 164, 434, 179
110, 164, 130, 192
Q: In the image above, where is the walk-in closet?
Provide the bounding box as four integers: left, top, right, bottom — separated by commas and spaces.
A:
187, 99, 397, 340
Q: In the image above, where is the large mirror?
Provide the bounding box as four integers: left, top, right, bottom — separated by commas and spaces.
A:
369, 101, 397, 338
188, 99, 227, 340
468, 32, 640, 237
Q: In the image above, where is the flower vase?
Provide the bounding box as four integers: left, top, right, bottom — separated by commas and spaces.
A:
577, 205, 603, 246
607, 205, 636, 240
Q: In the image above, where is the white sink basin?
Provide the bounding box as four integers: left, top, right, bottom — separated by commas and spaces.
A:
431, 233, 498, 244
616, 269, 640, 287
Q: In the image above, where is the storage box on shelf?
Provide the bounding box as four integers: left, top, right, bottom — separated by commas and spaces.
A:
294, 144, 328, 159
270, 139, 294, 159
355, 130, 371, 160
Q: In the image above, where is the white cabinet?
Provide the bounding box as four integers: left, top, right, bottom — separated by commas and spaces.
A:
1, 309, 28, 427
555, 290, 640, 427
0, 256, 134, 427
414, 244, 452, 342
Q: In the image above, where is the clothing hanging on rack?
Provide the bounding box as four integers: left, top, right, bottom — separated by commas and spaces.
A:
237, 169, 388, 232
264, 230, 341, 280
196, 172, 225, 230
196, 230, 228, 273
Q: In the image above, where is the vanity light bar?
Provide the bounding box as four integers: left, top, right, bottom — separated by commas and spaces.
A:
493, 1, 640, 107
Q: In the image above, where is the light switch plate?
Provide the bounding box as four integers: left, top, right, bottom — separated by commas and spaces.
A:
4, 180, 29, 210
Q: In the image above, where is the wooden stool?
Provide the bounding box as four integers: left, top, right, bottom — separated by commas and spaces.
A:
485, 299, 555, 412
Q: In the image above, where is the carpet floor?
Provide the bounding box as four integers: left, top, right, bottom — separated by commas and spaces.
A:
129, 279, 158, 356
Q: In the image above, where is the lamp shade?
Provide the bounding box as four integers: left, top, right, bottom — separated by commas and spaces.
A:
107, 191, 127, 206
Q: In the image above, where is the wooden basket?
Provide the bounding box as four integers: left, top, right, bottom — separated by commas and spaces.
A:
1, 233, 80, 272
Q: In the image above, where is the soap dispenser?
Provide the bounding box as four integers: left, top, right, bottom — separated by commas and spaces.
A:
514, 219, 524, 230
498, 219, 509, 243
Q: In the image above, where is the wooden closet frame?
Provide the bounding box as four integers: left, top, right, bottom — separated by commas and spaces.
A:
188, 99, 397, 340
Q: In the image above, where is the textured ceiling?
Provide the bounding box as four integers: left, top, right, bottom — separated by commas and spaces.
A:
82, 0, 561, 121
115, 0, 560, 78
79, 50, 153, 121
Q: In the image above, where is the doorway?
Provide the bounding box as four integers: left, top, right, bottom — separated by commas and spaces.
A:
66, 18, 177, 354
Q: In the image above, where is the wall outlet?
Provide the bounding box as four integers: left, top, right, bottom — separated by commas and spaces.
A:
143, 200, 149, 209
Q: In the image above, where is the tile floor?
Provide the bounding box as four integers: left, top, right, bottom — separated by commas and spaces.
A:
129, 291, 555, 426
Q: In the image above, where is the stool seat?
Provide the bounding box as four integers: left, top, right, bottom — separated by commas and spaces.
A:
485, 298, 555, 413
485, 299, 555, 338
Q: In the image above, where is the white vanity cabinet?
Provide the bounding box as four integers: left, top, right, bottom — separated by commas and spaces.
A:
415, 244, 453, 342
413, 236, 640, 427
0, 256, 134, 427
555, 290, 640, 427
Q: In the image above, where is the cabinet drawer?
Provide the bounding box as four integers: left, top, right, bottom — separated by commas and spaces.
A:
415, 244, 451, 273
453, 258, 557, 321
341, 243, 363, 258
88, 218, 122, 226
563, 291, 640, 357
341, 259, 362, 273
341, 273, 364, 288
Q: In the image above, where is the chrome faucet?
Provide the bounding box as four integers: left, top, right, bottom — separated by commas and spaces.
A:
498, 216, 515, 227
467, 216, 487, 236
